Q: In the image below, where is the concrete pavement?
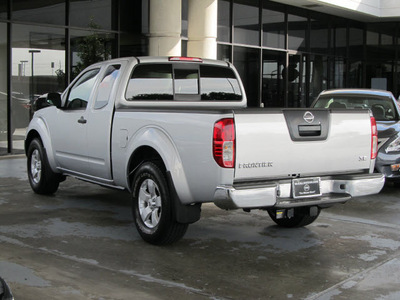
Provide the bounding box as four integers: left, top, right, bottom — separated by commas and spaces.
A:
0, 157, 400, 299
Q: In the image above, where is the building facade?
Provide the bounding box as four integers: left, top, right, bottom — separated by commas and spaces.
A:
1, 0, 400, 154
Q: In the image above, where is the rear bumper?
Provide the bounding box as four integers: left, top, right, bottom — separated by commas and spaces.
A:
213, 173, 385, 210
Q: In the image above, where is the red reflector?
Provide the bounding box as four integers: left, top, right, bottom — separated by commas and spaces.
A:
169, 56, 203, 62
371, 116, 378, 159
213, 118, 235, 168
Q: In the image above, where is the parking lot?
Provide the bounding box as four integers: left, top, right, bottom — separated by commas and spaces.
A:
0, 157, 400, 299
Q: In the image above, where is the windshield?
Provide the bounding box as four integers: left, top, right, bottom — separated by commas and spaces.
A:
314, 94, 399, 121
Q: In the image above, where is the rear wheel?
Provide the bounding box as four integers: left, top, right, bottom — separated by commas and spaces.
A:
132, 162, 188, 245
267, 206, 320, 227
27, 138, 60, 195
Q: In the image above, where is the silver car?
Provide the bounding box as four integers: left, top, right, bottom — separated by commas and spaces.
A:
312, 89, 400, 184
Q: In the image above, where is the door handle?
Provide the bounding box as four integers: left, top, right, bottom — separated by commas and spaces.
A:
78, 116, 87, 124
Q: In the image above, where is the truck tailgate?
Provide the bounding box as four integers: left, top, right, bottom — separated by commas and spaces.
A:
233, 109, 372, 181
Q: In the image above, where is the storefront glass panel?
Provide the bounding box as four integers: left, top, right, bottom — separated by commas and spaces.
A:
262, 6, 285, 49
218, 0, 231, 43
233, 46, 260, 107
217, 44, 232, 63
309, 55, 328, 102
262, 50, 285, 107
70, 29, 117, 80
310, 18, 329, 54
12, 0, 65, 25
288, 14, 307, 52
233, 0, 259, 46
70, 0, 116, 30
0, 1, 7, 19
0, 23, 7, 150
12, 24, 66, 152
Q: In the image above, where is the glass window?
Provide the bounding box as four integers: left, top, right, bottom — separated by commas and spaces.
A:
218, 0, 231, 43
94, 64, 120, 109
314, 94, 398, 121
349, 27, 364, 58
66, 68, 100, 109
0, 23, 7, 149
12, 0, 65, 25
288, 13, 307, 52
200, 66, 242, 100
0, 1, 7, 19
334, 25, 347, 57
217, 44, 232, 63
310, 18, 329, 54
12, 24, 66, 152
262, 6, 285, 49
233, 0, 260, 46
182, 0, 188, 38
174, 69, 199, 95
70, 0, 116, 30
126, 64, 173, 100
70, 29, 116, 80
233, 46, 260, 107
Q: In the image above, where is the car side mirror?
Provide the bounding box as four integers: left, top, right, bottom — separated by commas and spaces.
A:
34, 92, 62, 111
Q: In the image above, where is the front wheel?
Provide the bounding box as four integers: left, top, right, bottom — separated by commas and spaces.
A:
132, 162, 188, 245
27, 138, 60, 195
267, 206, 320, 228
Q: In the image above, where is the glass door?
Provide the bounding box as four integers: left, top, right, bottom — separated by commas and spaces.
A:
286, 53, 306, 107
262, 50, 285, 107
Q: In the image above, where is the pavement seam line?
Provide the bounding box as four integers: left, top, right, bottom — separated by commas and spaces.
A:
304, 252, 400, 300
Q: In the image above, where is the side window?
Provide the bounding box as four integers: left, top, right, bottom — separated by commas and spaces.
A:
200, 66, 242, 100
94, 64, 121, 109
66, 68, 100, 109
126, 64, 173, 100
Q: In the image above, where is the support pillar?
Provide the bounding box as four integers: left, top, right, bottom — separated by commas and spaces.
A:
149, 0, 181, 56
187, 0, 217, 59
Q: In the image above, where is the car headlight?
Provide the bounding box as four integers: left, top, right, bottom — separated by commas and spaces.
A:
386, 135, 400, 153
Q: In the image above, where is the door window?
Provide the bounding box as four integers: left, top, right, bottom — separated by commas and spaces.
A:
66, 68, 100, 109
94, 65, 121, 109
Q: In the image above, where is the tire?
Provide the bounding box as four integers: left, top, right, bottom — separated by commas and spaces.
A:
131, 162, 188, 245
27, 138, 60, 195
267, 206, 320, 228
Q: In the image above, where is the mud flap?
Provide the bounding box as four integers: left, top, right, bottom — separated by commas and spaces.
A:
166, 171, 201, 224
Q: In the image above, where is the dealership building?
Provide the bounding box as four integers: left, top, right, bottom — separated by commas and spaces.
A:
1, 0, 400, 154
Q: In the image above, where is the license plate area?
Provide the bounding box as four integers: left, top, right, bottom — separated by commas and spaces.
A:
292, 177, 321, 199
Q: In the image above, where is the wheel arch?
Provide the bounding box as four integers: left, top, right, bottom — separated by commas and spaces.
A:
125, 128, 201, 224
25, 118, 58, 173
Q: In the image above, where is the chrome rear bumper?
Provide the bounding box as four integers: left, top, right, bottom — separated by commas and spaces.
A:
214, 173, 385, 210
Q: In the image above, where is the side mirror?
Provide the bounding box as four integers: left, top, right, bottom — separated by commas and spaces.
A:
33, 92, 62, 111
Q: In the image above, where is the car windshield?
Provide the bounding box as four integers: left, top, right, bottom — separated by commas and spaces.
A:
314, 94, 399, 121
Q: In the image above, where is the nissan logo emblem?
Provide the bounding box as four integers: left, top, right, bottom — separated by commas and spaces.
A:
303, 111, 314, 123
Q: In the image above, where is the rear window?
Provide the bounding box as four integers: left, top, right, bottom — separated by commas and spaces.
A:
314, 94, 399, 121
125, 63, 242, 101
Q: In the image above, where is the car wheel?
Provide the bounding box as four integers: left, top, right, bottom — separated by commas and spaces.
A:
267, 206, 320, 228
132, 162, 188, 245
27, 138, 60, 195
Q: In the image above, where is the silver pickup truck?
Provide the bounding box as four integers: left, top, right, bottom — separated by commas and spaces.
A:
25, 56, 385, 245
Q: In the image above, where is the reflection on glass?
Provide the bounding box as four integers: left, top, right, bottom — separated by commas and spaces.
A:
233, 0, 259, 46
70, 0, 115, 30
0, 23, 7, 147
126, 64, 173, 100
67, 69, 100, 109
12, 24, 66, 152
233, 46, 260, 107
200, 66, 242, 100
218, 0, 231, 42
175, 69, 199, 94
310, 19, 328, 54
94, 65, 120, 109
12, 0, 65, 25
0, 0, 7, 19
70, 29, 115, 80
288, 14, 307, 51
262, 7, 285, 49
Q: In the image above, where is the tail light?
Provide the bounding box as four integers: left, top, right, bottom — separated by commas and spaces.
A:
371, 116, 378, 159
213, 118, 235, 168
